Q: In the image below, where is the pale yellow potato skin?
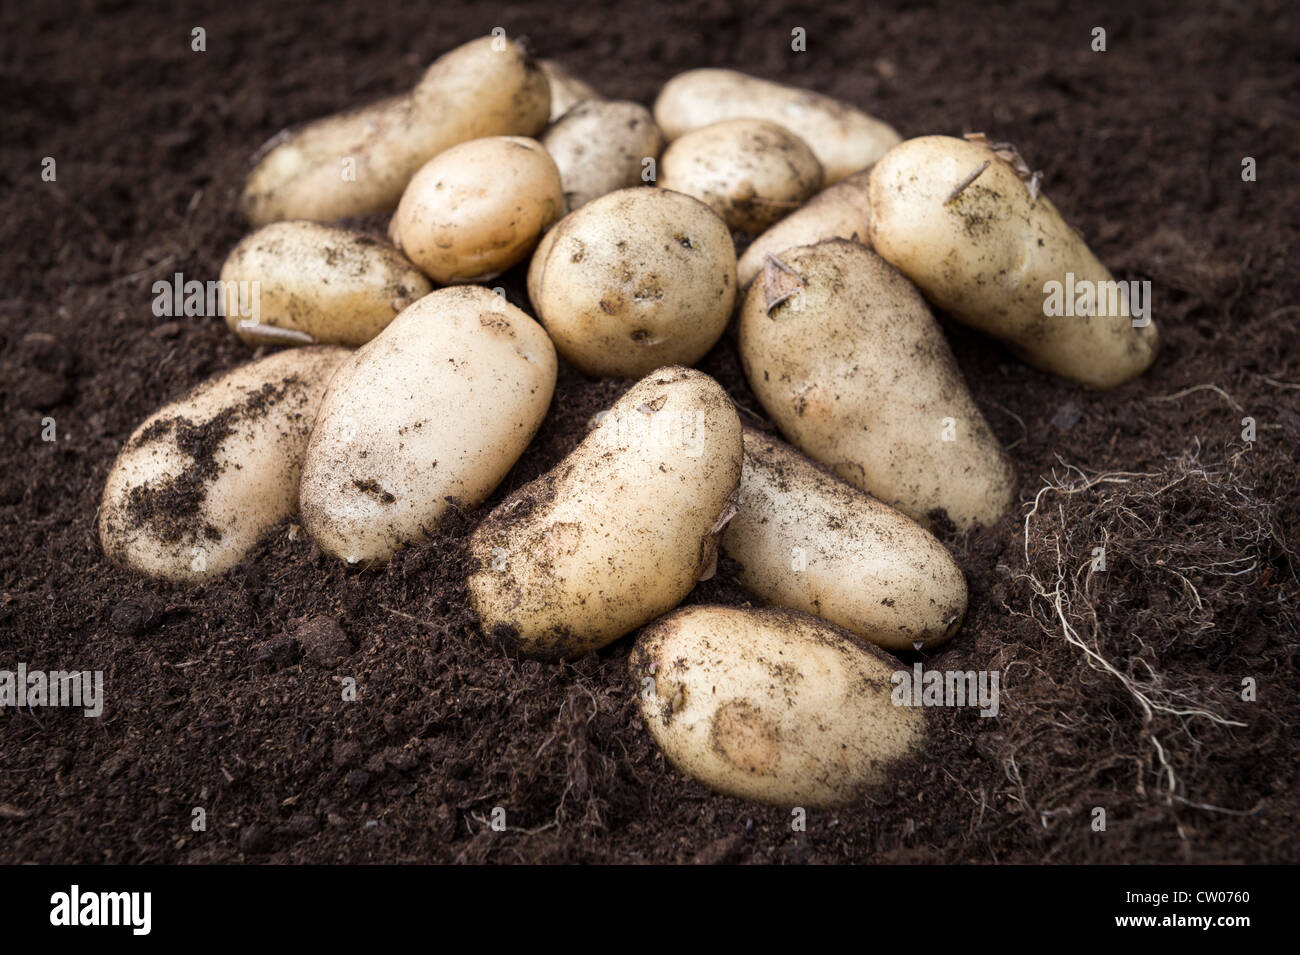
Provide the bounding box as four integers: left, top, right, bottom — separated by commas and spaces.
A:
868, 136, 1159, 389
99, 347, 350, 583
390, 136, 564, 284
542, 100, 663, 211
241, 37, 550, 226
299, 287, 556, 564
219, 221, 432, 347
538, 60, 597, 122
722, 428, 967, 650
738, 240, 1015, 531
654, 69, 901, 184
737, 168, 873, 287
629, 605, 924, 808
466, 367, 742, 659
659, 119, 823, 235
527, 187, 736, 379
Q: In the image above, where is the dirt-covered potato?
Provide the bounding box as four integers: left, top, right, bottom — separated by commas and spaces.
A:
737, 168, 873, 287
739, 239, 1015, 531
99, 347, 349, 582
629, 604, 924, 807
538, 60, 597, 122
654, 68, 901, 184
241, 37, 550, 226
466, 367, 742, 659
299, 287, 556, 564
722, 428, 967, 650
659, 119, 822, 234
869, 135, 1159, 389
219, 221, 432, 347
390, 136, 563, 284
527, 187, 736, 378
542, 100, 663, 211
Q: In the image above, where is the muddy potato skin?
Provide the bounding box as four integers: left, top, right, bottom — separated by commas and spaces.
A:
219, 221, 433, 347
630, 605, 924, 808
391, 136, 564, 284
299, 287, 556, 564
739, 240, 1015, 531
542, 100, 664, 211
241, 37, 549, 226
467, 367, 742, 659
539, 60, 597, 122
99, 347, 349, 583
868, 136, 1159, 389
654, 69, 901, 184
527, 188, 736, 378
722, 428, 967, 651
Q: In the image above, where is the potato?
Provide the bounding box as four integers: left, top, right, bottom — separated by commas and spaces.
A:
738, 239, 1015, 530
542, 100, 663, 211
737, 168, 873, 287
390, 136, 563, 284
219, 221, 432, 347
868, 135, 1159, 389
467, 367, 742, 659
527, 188, 736, 378
629, 605, 924, 807
538, 60, 597, 122
722, 428, 966, 651
654, 69, 901, 184
299, 286, 556, 564
241, 37, 549, 226
99, 347, 349, 582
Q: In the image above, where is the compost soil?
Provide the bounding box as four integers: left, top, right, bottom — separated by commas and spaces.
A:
1, 0, 1297, 863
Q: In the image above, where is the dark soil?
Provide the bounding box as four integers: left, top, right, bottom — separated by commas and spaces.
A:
1, 0, 1297, 863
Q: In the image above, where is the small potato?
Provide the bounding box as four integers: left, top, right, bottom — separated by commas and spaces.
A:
219, 221, 433, 347
739, 240, 1015, 531
299, 287, 556, 564
869, 135, 1159, 389
654, 68, 901, 184
527, 187, 736, 378
737, 168, 873, 287
538, 60, 597, 122
659, 119, 823, 234
99, 347, 349, 582
241, 37, 550, 226
390, 136, 564, 284
722, 428, 967, 651
467, 367, 742, 659
629, 605, 924, 808
542, 100, 663, 211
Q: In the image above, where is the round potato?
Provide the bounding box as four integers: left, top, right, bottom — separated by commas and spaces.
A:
868, 135, 1159, 389
538, 60, 597, 122
542, 100, 663, 211
99, 347, 349, 582
629, 604, 924, 808
299, 286, 556, 564
739, 239, 1015, 531
390, 136, 564, 284
527, 187, 736, 378
219, 221, 432, 347
467, 367, 742, 659
659, 119, 823, 234
654, 68, 901, 184
722, 428, 967, 650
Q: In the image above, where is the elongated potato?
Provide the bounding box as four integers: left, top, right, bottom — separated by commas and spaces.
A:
299, 287, 556, 564
654, 69, 901, 184
539, 60, 597, 122
241, 37, 549, 226
467, 367, 742, 659
219, 221, 432, 347
630, 605, 924, 808
722, 428, 966, 650
99, 347, 349, 582
659, 119, 822, 234
542, 100, 663, 211
868, 135, 1159, 388
739, 240, 1015, 530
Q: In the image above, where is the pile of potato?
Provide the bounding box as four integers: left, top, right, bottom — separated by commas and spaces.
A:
99, 35, 1159, 809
